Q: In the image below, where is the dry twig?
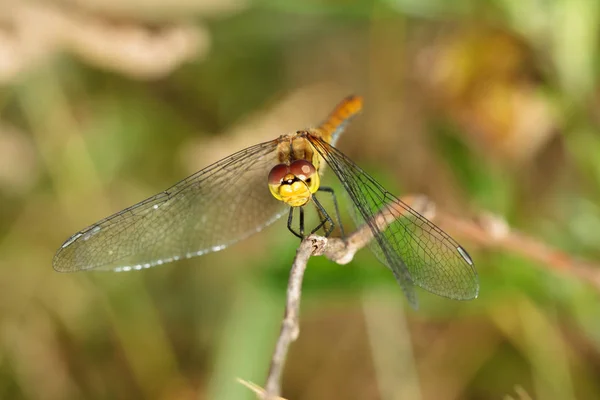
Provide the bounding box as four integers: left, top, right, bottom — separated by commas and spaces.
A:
260, 195, 435, 399
239, 194, 600, 399
237, 379, 287, 400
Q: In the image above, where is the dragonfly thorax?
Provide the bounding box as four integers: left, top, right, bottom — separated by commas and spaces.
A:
268, 159, 320, 207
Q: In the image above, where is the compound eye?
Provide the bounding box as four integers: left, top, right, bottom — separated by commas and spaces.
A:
289, 160, 317, 182
268, 164, 290, 185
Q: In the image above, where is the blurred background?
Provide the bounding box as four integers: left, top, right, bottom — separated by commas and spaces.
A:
2, 0, 600, 399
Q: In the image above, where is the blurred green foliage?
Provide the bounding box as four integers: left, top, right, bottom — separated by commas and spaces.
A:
2, 0, 600, 399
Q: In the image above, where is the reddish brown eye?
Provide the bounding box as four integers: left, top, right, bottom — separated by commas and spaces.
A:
268, 164, 290, 185
289, 160, 316, 181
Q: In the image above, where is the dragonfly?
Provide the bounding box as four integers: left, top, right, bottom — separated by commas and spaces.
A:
53, 96, 479, 306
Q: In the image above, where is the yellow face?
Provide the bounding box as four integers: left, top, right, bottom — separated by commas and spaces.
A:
268, 159, 320, 207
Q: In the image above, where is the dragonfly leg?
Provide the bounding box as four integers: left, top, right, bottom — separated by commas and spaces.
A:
317, 186, 345, 238
311, 195, 334, 237
299, 207, 305, 237
287, 207, 303, 239
286, 192, 338, 239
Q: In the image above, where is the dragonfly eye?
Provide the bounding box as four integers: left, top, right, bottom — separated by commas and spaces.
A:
268, 164, 290, 185
289, 160, 319, 194
267, 160, 320, 206
289, 160, 317, 181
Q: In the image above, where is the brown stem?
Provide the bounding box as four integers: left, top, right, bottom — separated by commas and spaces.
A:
257, 194, 600, 399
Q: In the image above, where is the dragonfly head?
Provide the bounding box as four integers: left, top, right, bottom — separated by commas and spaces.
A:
268, 159, 320, 207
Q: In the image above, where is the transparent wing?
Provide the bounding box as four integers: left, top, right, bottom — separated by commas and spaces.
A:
53, 139, 288, 272
308, 135, 479, 305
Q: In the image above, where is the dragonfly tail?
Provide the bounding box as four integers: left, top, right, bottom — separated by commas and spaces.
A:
317, 95, 363, 144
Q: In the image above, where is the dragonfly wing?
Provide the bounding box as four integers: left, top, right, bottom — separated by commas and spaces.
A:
54, 140, 288, 272
308, 135, 479, 304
